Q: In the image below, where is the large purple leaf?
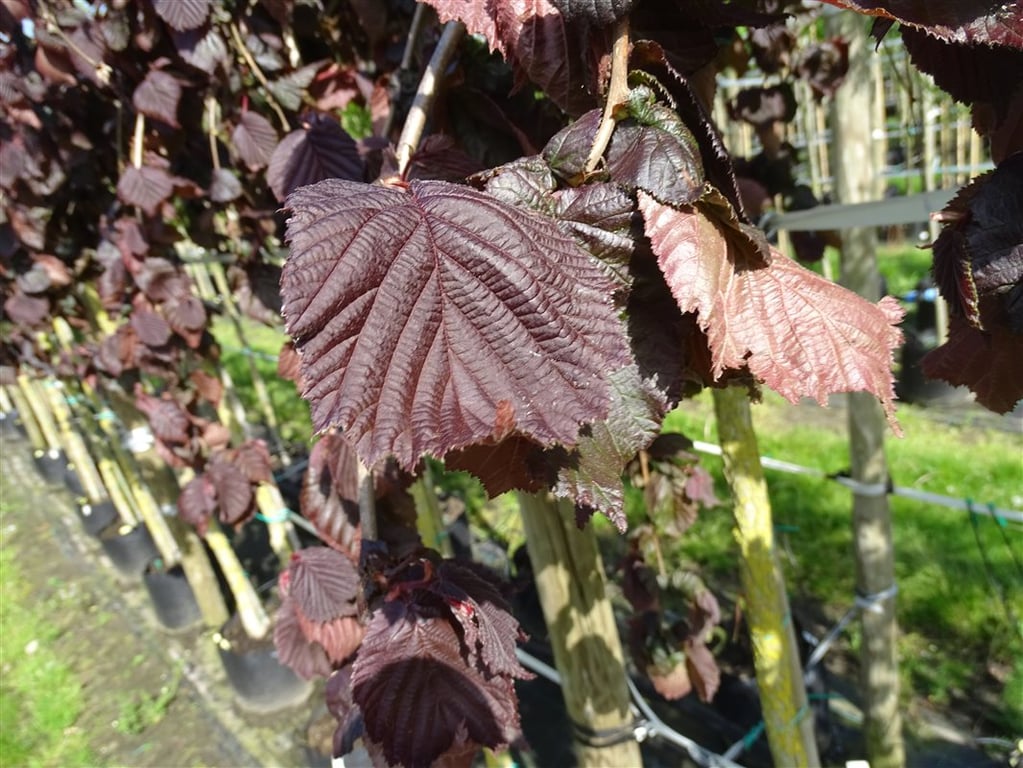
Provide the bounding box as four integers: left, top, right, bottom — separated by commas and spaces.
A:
285, 547, 360, 622
133, 69, 182, 127
639, 191, 904, 425
177, 474, 216, 534
352, 601, 521, 768
172, 26, 229, 74
547, 0, 633, 26
207, 459, 255, 526
267, 114, 364, 202
232, 111, 279, 170
153, 0, 210, 31
282, 178, 631, 470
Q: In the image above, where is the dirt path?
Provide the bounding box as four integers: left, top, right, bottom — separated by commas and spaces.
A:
0, 434, 326, 768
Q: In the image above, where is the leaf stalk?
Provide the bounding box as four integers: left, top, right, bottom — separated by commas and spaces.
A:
584, 16, 631, 174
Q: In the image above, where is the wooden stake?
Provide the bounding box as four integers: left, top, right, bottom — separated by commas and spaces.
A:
516, 492, 642, 767
712, 386, 820, 767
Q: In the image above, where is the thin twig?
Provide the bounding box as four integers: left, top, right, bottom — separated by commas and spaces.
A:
132, 112, 145, 169
205, 96, 221, 171
228, 21, 290, 132
382, 2, 431, 138
395, 21, 465, 178
584, 16, 631, 174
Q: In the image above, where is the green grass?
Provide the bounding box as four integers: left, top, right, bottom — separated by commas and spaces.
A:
658, 391, 1023, 730
0, 539, 95, 767
211, 316, 313, 447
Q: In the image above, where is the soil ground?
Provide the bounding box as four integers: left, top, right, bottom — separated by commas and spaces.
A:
0, 432, 327, 768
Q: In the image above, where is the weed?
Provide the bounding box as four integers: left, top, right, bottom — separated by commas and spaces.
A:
114, 668, 182, 736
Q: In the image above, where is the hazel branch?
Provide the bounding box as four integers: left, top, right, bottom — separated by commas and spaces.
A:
228, 21, 290, 132
584, 16, 631, 174
395, 21, 465, 178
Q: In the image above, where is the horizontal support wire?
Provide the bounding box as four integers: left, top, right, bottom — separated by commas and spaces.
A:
690, 441, 1023, 524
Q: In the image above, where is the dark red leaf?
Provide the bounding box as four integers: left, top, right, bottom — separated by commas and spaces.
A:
267, 114, 363, 201
606, 108, 705, 206
153, 0, 210, 31
932, 153, 1023, 330
750, 24, 796, 74
542, 108, 602, 181
553, 183, 635, 282
639, 191, 904, 425
133, 69, 182, 127
547, 0, 633, 26
795, 39, 849, 101
285, 546, 360, 622
117, 165, 175, 216
282, 178, 631, 470
471, 155, 556, 213
232, 111, 279, 170
172, 26, 229, 74
190, 370, 223, 406
820, 0, 1023, 47
295, 612, 365, 665
922, 310, 1023, 414
207, 459, 255, 526
301, 433, 361, 557
137, 395, 191, 445
277, 339, 306, 390
405, 135, 484, 182
232, 440, 274, 484
177, 474, 216, 535
164, 294, 207, 334
267, 63, 322, 111
3, 294, 49, 326
130, 308, 172, 347
16, 265, 51, 294
684, 638, 720, 703
274, 599, 334, 680
209, 168, 242, 202
729, 84, 797, 128
352, 601, 521, 768
444, 435, 551, 497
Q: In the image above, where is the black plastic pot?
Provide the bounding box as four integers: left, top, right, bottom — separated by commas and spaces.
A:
34, 448, 67, 485
98, 523, 160, 578
216, 620, 312, 713
64, 463, 85, 498
0, 410, 18, 438
143, 560, 201, 632
78, 499, 118, 536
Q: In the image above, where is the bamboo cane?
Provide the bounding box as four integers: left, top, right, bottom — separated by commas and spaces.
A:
42, 382, 106, 503
0, 385, 12, 415
6, 382, 47, 452
409, 462, 454, 558
204, 516, 272, 639
17, 375, 63, 454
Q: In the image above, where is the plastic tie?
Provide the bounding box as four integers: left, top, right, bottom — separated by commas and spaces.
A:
571, 717, 642, 748
853, 583, 898, 615
256, 508, 292, 524
990, 503, 1007, 529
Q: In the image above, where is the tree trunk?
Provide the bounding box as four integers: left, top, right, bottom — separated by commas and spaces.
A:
828, 12, 906, 768
516, 493, 642, 767
712, 387, 820, 767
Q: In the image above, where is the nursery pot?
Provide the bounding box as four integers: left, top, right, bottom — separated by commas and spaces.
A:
98, 522, 160, 578
216, 614, 312, 713
77, 499, 118, 537
0, 409, 19, 438
34, 448, 67, 486
64, 463, 85, 498
143, 560, 201, 632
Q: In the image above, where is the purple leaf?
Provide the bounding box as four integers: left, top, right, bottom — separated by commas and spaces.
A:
684, 638, 720, 703
133, 69, 182, 127
296, 612, 365, 665
274, 599, 334, 680
639, 191, 904, 426
178, 475, 216, 535
352, 600, 521, 768
153, 0, 210, 31
232, 440, 273, 484
542, 108, 601, 180
553, 183, 635, 284
117, 165, 175, 216
729, 84, 797, 128
3, 294, 49, 326
209, 168, 242, 202
285, 546, 360, 622
207, 459, 255, 526
232, 111, 279, 170
130, 308, 172, 347
164, 294, 207, 334
172, 26, 228, 74
282, 178, 631, 470
547, 0, 633, 26
267, 63, 322, 112
821, 0, 1023, 47
606, 118, 704, 206
267, 114, 364, 202
136, 393, 191, 445
301, 432, 361, 557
